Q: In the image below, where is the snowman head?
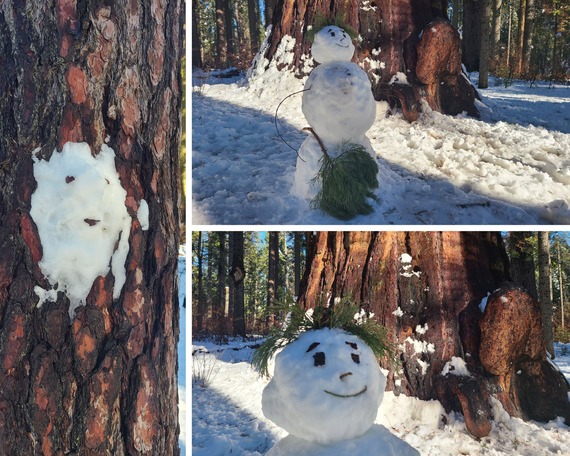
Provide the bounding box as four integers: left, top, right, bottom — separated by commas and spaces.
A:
262, 327, 386, 445
311, 25, 355, 64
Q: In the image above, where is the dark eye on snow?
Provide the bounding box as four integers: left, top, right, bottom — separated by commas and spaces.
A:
306, 342, 320, 352
345, 341, 358, 350
330, 31, 335, 37
351, 354, 360, 364
313, 351, 326, 367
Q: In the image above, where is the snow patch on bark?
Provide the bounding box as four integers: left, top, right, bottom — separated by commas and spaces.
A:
30, 142, 131, 317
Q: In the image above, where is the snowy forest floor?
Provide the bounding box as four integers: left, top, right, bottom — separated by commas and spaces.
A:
191, 337, 570, 455
192, 69, 570, 225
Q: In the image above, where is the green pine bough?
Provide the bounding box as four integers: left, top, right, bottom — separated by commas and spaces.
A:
252, 298, 394, 378
310, 141, 379, 220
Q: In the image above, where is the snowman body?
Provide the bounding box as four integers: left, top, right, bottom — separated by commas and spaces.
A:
262, 328, 420, 455
291, 26, 377, 201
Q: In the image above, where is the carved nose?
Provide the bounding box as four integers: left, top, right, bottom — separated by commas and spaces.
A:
339, 372, 353, 381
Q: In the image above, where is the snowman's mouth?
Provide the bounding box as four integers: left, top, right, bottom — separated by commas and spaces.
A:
336, 43, 349, 48
324, 386, 367, 398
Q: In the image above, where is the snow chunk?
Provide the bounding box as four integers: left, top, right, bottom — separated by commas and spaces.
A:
137, 199, 149, 231
415, 323, 428, 335
392, 307, 404, 317
30, 142, 131, 317
479, 292, 490, 313
389, 72, 410, 85
400, 253, 413, 263
441, 356, 472, 377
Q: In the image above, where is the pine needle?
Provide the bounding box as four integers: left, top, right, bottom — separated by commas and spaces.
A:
311, 143, 379, 220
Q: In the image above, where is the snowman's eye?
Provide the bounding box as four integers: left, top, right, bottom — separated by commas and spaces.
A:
313, 352, 326, 367
306, 342, 320, 352
345, 341, 358, 350
330, 32, 335, 37
351, 354, 360, 364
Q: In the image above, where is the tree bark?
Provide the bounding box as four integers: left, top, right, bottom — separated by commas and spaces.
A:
463, 0, 482, 71
196, 232, 205, 333
297, 232, 570, 438
267, 232, 279, 323
217, 232, 227, 335
516, 0, 527, 75
479, 0, 492, 88
230, 232, 246, 337
248, 0, 261, 54
256, 0, 479, 120
491, 0, 503, 54
224, 0, 236, 62
193, 0, 204, 68
216, 0, 228, 67
521, 0, 536, 75
294, 232, 302, 297
537, 232, 554, 357
508, 232, 538, 299
0, 1, 182, 454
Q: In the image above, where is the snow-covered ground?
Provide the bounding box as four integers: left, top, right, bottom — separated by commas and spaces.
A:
192, 62, 570, 225
192, 338, 570, 455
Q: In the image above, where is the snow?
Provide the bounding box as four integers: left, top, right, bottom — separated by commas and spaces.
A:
262, 328, 386, 446
192, 338, 570, 455
192, 59, 570, 224
30, 142, 131, 316
310, 26, 354, 64
441, 356, 473, 378
137, 199, 149, 231
479, 293, 491, 313
392, 307, 404, 317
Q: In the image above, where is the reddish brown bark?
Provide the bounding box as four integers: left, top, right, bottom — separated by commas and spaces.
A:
0, 2, 182, 454
297, 232, 570, 437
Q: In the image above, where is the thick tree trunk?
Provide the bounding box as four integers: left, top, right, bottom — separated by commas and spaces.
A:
257, 0, 479, 120
516, 0, 527, 75
297, 232, 570, 438
0, 2, 182, 454
537, 232, 554, 357
521, 0, 536, 75
197, 232, 205, 333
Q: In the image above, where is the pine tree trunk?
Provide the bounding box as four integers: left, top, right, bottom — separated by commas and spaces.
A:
216, 0, 228, 67
224, 0, 236, 62
197, 232, 205, 333
508, 232, 538, 299
267, 232, 279, 323
517, 0, 527, 75
522, 0, 536, 75
479, 0, 492, 88
492, 0, 503, 54
297, 232, 570, 438
230, 232, 246, 337
537, 232, 554, 357
463, 0, 482, 71
294, 233, 302, 297
193, 0, 204, 68
257, 0, 479, 120
0, 1, 182, 454
248, 0, 261, 54
217, 232, 227, 335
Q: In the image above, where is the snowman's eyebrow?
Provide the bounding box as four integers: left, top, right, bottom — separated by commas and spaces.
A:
345, 341, 358, 350
306, 342, 320, 352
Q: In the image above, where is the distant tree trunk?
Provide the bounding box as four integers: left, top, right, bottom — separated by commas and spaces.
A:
463, 0, 482, 71
215, 0, 228, 67
230, 232, 246, 337
537, 232, 554, 357
248, 0, 261, 54
492, 0, 503, 52
193, 0, 204, 68
217, 232, 227, 335
256, 0, 480, 120
516, 0, 527, 75
521, 0, 536, 75
267, 232, 279, 323
0, 1, 182, 454
452, 0, 460, 28
508, 232, 538, 299
298, 232, 570, 438
479, 0, 492, 88
294, 233, 302, 297
197, 232, 205, 333
224, 0, 236, 62
557, 241, 565, 329
507, 3, 513, 67
264, 0, 277, 27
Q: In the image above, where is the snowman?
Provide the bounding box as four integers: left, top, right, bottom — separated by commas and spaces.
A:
261, 327, 420, 455
291, 25, 378, 218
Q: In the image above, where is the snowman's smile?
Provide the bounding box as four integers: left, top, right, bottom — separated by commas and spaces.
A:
336, 43, 349, 48
324, 385, 367, 398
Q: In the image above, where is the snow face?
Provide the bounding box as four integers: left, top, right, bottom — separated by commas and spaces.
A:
311, 26, 355, 64
30, 142, 131, 317
302, 62, 376, 145
262, 328, 386, 445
